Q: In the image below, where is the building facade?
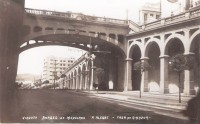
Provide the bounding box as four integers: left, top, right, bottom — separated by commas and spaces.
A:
58, 1, 200, 96
42, 56, 75, 83
139, 2, 161, 24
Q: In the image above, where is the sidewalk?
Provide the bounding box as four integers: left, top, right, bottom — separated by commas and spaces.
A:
77, 90, 193, 120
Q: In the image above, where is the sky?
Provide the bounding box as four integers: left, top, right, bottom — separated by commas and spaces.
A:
25, 0, 162, 22
18, 0, 182, 75
17, 46, 85, 75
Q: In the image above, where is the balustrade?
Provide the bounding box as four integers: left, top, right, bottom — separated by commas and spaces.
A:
25, 8, 128, 25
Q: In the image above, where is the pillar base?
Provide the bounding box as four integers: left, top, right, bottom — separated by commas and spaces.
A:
144, 87, 149, 92
184, 89, 196, 95
159, 88, 169, 94
128, 80, 132, 91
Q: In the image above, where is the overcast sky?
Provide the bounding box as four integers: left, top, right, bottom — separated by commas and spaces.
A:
18, 0, 181, 75
25, 0, 163, 22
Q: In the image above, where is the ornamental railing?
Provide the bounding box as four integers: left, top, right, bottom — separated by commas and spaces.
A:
25, 8, 128, 25
142, 6, 200, 30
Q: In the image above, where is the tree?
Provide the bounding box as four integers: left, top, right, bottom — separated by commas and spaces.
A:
134, 61, 151, 98
169, 54, 194, 103
43, 80, 49, 84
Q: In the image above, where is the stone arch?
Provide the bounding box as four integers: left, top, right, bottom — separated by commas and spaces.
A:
128, 41, 143, 59
189, 30, 200, 94
20, 32, 126, 57
144, 38, 161, 57
130, 42, 142, 91
189, 29, 200, 53
164, 34, 185, 93
144, 38, 161, 92
164, 33, 186, 55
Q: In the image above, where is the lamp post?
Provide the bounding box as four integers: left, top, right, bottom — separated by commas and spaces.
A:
85, 36, 111, 92
85, 53, 96, 92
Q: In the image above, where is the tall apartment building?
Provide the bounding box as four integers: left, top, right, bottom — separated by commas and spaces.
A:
42, 56, 75, 83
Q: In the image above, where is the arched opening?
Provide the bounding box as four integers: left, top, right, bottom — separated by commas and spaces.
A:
190, 34, 200, 93
16, 46, 85, 89
131, 45, 141, 91
166, 38, 184, 93
147, 42, 160, 92
17, 32, 126, 90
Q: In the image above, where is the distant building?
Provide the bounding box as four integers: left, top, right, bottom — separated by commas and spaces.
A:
139, 2, 161, 24
42, 56, 75, 83
139, 0, 200, 24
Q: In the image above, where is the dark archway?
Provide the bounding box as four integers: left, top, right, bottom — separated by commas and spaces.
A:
148, 42, 160, 92
131, 45, 142, 91
166, 38, 185, 93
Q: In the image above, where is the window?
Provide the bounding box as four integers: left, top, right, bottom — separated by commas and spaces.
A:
150, 14, 153, 17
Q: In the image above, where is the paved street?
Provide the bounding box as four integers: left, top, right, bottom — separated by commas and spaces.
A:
9, 90, 190, 123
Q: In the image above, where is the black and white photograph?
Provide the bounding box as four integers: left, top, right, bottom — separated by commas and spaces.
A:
0, 0, 200, 123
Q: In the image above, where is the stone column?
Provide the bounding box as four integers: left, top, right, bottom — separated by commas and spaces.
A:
69, 79, 72, 89
184, 53, 195, 95
68, 79, 70, 89
159, 55, 169, 94
90, 61, 95, 90
0, 0, 25, 122
85, 74, 88, 90
70, 79, 73, 89
76, 75, 79, 89
141, 57, 149, 92
73, 77, 76, 89
79, 74, 83, 90
124, 58, 132, 91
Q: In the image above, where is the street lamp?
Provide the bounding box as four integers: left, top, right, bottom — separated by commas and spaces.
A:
85, 36, 111, 92
85, 53, 96, 92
